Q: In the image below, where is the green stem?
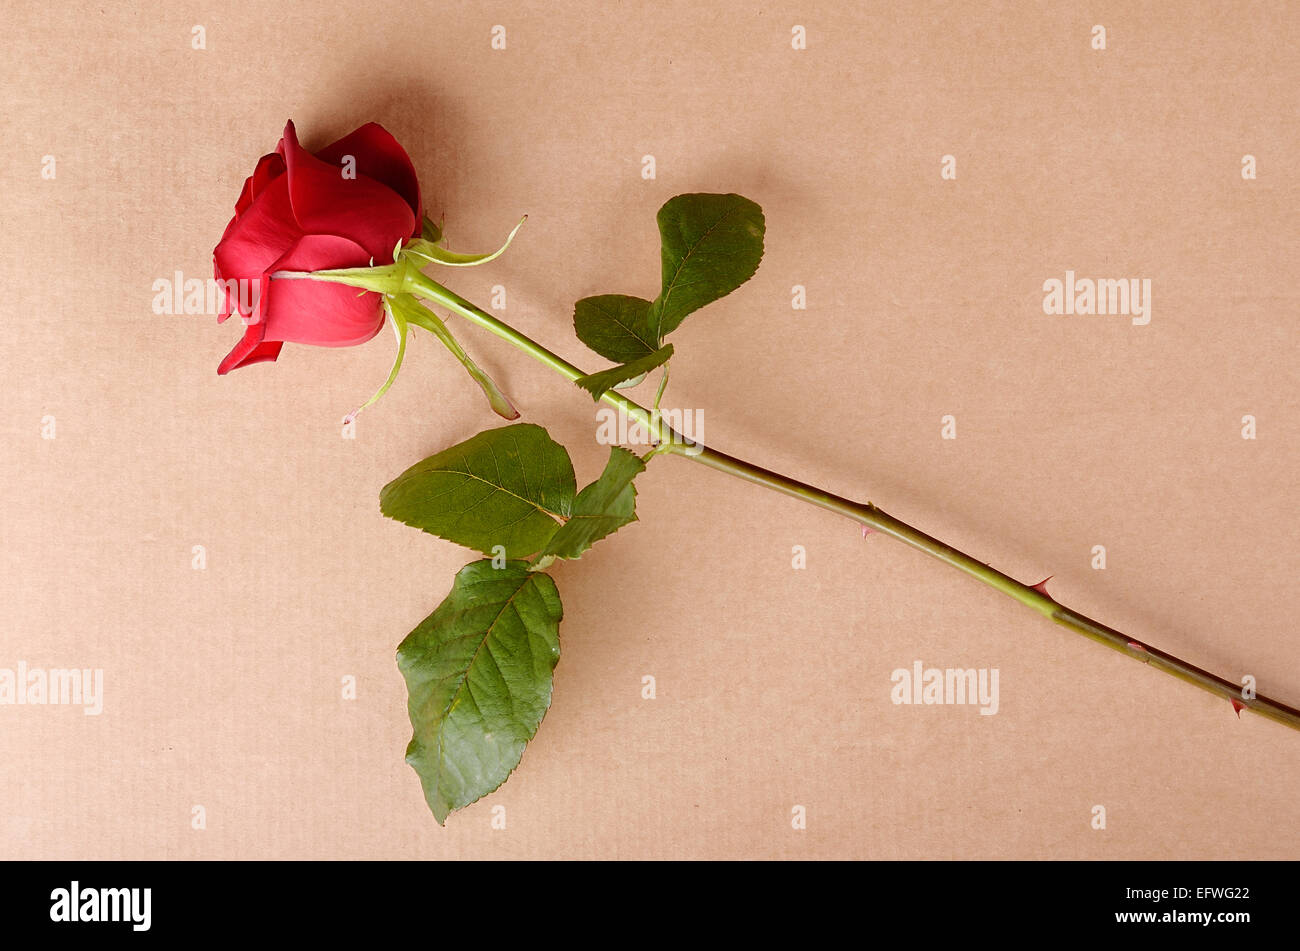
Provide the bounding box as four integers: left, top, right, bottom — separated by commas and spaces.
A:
403, 270, 670, 443
670, 443, 1300, 730
405, 271, 1300, 733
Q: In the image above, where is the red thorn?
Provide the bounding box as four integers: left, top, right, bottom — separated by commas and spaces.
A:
1127, 641, 1146, 652
861, 525, 874, 538
1031, 576, 1053, 596
1231, 699, 1245, 718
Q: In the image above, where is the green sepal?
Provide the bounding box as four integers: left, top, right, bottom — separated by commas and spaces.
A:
402, 216, 527, 268
391, 294, 519, 420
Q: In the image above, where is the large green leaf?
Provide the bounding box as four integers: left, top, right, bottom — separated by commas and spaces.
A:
573, 294, 658, 363
380, 424, 575, 558
542, 447, 647, 560
398, 560, 563, 824
649, 193, 765, 338
574, 343, 673, 401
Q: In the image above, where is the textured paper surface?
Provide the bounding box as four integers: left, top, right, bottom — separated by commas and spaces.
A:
1, 1, 1297, 859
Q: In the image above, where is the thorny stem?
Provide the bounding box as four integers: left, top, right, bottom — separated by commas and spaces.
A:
670, 444, 1300, 731
404, 270, 1300, 733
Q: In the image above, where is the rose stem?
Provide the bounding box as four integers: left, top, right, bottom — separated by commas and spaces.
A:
405, 270, 1300, 733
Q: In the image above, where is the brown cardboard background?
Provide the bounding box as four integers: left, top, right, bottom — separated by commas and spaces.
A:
1, 1, 1297, 858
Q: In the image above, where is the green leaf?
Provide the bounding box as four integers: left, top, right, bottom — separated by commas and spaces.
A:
541, 447, 647, 560
398, 560, 563, 823
574, 344, 673, 401
649, 193, 765, 338
380, 424, 575, 558
421, 214, 443, 243
573, 294, 658, 363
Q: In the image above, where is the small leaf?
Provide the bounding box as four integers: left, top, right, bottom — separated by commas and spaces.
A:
573, 294, 658, 363
421, 214, 443, 243
380, 423, 575, 558
574, 343, 673, 401
402, 215, 526, 268
649, 193, 764, 338
398, 560, 563, 823
542, 447, 647, 560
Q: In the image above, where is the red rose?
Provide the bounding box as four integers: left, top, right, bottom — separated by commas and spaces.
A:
213, 120, 422, 374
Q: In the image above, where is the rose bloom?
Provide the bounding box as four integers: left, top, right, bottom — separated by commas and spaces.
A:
213, 120, 422, 373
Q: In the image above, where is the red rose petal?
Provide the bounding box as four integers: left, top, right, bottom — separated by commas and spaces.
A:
279, 120, 415, 262
251, 151, 286, 195
315, 122, 422, 227
213, 258, 232, 322
232, 152, 286, 220
217, 321, 284, 375
213, 173, 301, 293
259, 234, 387, 347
